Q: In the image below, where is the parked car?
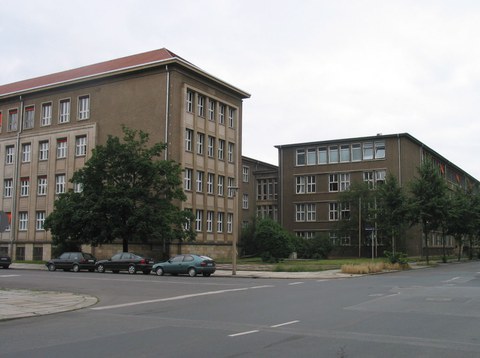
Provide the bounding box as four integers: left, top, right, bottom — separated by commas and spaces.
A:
152, 254, 216, 277
96, 252, 154, 274
46, 252, 97, 272
0, 253, 12, 269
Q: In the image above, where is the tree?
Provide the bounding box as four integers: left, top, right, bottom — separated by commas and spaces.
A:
254, 218, 294, 262
409, 160, 448, 264
44, 126, 194, 256
446, 187, 470, 261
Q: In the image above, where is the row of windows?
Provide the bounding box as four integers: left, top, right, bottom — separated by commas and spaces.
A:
295, 231, 352, 246
3, 175, 82, 198
185, 129, 235, 162
184, 169, 236, 197
186, 90, 236, 129
257, 178, 278, 200
295, 170, 386, 194
186, 209, 234, 233
0, 95, 90, 133
295, 202, 351, 222
0, 211, 46, 231
2, 135, 88, 165
296, 140, 386, 166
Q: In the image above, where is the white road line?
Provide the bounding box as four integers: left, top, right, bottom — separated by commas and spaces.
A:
229, 330, 260, 337
0, 274, 20, 278
442, 277, 461, 283
270, 320, 300, 328
288, 282, 304, 286
91, 285, 271, 311
249, 285, 275, 289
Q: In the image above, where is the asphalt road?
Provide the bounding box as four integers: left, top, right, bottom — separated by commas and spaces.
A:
1, 262, 480, 357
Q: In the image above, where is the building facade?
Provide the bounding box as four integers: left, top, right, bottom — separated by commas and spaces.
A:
0, 49, 250, 261
276, 133, 479, 257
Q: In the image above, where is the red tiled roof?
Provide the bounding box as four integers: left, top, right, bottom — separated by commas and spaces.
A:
0, 48, 183, 97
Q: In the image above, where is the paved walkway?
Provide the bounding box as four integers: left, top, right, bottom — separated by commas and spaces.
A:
0, 263, 359, 321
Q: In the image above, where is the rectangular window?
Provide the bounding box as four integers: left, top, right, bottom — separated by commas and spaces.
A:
307, 148, 316, 165
243, 166, 249, 182
352, 143, 362, 161
296, 204, 305, 222
8, 109, 18, 132
227, 177, 235, 198
218, 139, 225, 160
20, 177, 29, 197
296, 176, 305, 194
363, 142, 374, 160
329, 146, 339, 163
75, 135, 87, 156
197, 132, 204, 155
196, 171, 204, 192
376, 170, 386, 185
296, 149, 305, 166
364, 171, 374, 189
184, 168, 192, 191
207, 173, 214, 194
329, 174, 339, 192
41, 102, 52, 126
185, 129, 193, 152
340, 202, 351, 220
374, 140, 385, 159
73, 182, 83, 193
206, 211, 214, 232
37, 176, 47, 196
24, 106, 34, 129
340, 173, 350, 191
219, 104, 225, 124
59, 99, 70, 123
197, 95, 205, 117
228, 142, 234, 162
227, 213, 233, 233
228, 108, 235, 128
36, 211, 46, 230
39, 141, 49, 160
186, 90, 194, 112
340, 144, 350, 162
55, 174, 66, 194
5, 145, 15, 164
4, 179, 13, 197
218, 175, 224, 196
22, 143, 31, 162
306, 203, 316, 222
19, 212, 28, 231
195, 210, 203, 232
242, 193, 249, 209
56, 138, 67, 158
208, 100, 215, 121
217, 212, 224, 233
78, 95, 90, 120
318, 147, 327, 164
207, 136, 215, 157
329, 203, 339, 221
307, 175, 316, 193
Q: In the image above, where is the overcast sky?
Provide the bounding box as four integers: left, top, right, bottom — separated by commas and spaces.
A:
2, 0, 480, 178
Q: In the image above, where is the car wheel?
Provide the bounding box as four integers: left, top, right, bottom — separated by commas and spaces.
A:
97, 264, 105, 273
73, 264, 80, 273
128, 265, 136, 274
155, 267, 164, 276
203, 273, 211, 277
188, 267, 197, 277
47, 263, 56, 272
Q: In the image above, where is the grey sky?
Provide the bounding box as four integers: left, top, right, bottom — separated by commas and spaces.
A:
2, 0, 480, 178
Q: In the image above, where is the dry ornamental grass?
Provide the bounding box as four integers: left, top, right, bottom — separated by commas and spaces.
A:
341, 262, 409, 274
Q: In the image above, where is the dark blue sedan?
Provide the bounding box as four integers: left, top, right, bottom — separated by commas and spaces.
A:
152, 254, 216, 277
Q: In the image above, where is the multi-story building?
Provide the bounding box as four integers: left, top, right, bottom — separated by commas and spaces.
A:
276, 133, 479, 257
0, 48, 250, 261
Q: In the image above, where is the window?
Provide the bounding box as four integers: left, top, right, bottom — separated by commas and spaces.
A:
207, 173, 214, 194
227, 142, 234, 162
364, 171, 374, 188
376, 170, 386, 185
296, 149, 305, 166
340, 202, 350, 220
55, 174, 66, 194
363, 142, 374, 160
329, 146, 339, 163
8, 109, 18, 132
339, 173, 350, 191
78, 95, 90, 120
197, 133, 204, 155
195, 210, 203, 232
227, 213, 233, 233
186, 90, 194, 112
296, 176, 305, 194
36, 211, 46, 230
257, 178, 278, 200
24, 106, 34, 129
329, 203, 339, 221
207, 136, 215, 157
242, 193, 249, 209
33, 247, 43, 261
352, 143, 362, 161
39, 141, 49, 160
21, 143, 31, 162
19, 212, 28, 231
73, 182, 83, 193
340, 145, 350, 162
37, 176, 47, 196
41, 103, 52, 126
374, 141, 385, 159
296, 204, 305, 222
75, 136, 87, 156
4, 179, 13, 197
208, 100, 215, 121
218, 175, 224, 196
228, 108, 235, 128
307, 175, 316, 193
5, 145, 15, 164
185, 129, 193, 152
20, 177, 29, 197
56, 138, 67, 158
217, 212, 224, 233
219, 104, 225, 124
227, 177, 235, 198
329, 174, 339, 192
206, 211, 214, 232
243, 166, 249, 183
318, 147, 327, 164
197, 95, 205, 117
306, 203, 316, 222
196, 171, 204, 192
307, 148, 316, 165
59, 99, 70, 123
184, 168, 192, 191
218, 139, 225, 160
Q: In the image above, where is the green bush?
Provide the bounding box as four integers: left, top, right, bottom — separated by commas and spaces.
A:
296, 234, 333, 259
384, 250, 408, 265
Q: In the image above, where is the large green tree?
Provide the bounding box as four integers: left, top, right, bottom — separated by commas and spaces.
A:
44, 126, 194, 255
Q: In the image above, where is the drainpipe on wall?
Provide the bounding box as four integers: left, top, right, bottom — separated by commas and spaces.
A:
397, 134, 402, 186
164, 65, 170, 160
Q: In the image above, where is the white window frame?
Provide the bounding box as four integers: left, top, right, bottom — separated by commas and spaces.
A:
243, 166, 249, 183
306, 175, 316, 193
207, 136, 215, 157
24, 106, 34, 129
242, 193, 249, 209
55, 174, 66, 194
329, 174, 339, 192
208, 99, 215, 121
59, 99, 70, 123
228, 108, 235, 128
207, 173, 214, 194
5, 145, 15, 164
227, 213, 233, 233
206, 211, 214, 233
196, 171, 204, 192
186, 90, 194, 112
197, 95, 205, 117
329, 203, 339, 221
306, 203, 316, 222
19, 212, 28, 231
195, 210, 203, 232
7, 109, 18, 132
41, 102, 52, 126
329, 146, 339, 163
218, 139, 225, 160
228, 142, 234, 162
296, 204, 305, 222
185, 129, 193, 152
78, 95, 90, 120
37, 176, 47, 196
39, 141, 49, 161
217, 212, 224, 233
36, 211, 46, 231
56, 139, 67, 158
20, 177, 29, 197
4, 178, 13, 197
75, 136, 87, 156
197, 132, 204, 155
184, 168, 192, 191
22, 143, 31, 163
339, 173, 350, 192
296, 176, 305, 194
218, 175, 224, 196
219, 104, 225, 124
